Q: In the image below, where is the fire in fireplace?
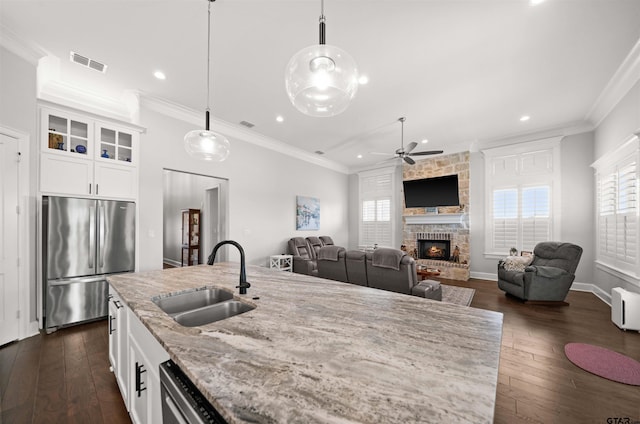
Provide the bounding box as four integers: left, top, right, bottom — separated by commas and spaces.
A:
418, 239, 451, 261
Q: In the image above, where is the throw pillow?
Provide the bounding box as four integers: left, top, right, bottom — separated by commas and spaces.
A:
503, 255, 534, 272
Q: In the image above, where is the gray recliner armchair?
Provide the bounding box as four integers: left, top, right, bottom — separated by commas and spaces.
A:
497, 241, 583, 303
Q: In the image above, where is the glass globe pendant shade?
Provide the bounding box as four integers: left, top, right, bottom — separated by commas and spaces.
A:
285, 43, 359, 117
184, 128, 230, 162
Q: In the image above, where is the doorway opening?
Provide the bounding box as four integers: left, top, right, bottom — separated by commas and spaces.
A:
162, 169, 229, 268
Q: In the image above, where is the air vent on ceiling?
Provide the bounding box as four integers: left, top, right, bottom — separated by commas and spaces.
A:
70, 51, 107, 73
239, 120, 255, 128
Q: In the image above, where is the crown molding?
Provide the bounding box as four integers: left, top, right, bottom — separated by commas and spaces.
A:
586, 37, 640, 127
139, 93, 350, 174
0, 24, 47, 65
38, 80, 136, 123
475, 120, 592, 152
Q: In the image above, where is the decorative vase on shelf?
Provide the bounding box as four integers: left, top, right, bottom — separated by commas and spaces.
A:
101, 149, 109, 158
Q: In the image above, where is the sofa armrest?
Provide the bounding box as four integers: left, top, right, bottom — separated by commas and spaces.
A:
525, 265, 569, 279
292, 256, 316, 275
523, 265, 575, 301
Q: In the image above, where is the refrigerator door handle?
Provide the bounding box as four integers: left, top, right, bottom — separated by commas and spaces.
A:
89, 204, 95, 269
99, 204, 106, 268
48, 276, 107, 286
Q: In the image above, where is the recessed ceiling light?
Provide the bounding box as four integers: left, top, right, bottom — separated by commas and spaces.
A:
357, 154, 363, 159
154, 71, 166, 80
520, 115, 530, 122
358, 75, 369, 85
421, 139, 429, 144
276, 115, 284, 123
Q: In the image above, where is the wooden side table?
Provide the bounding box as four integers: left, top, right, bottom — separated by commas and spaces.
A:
417, 268, 441, 280
270, 254, 293, 272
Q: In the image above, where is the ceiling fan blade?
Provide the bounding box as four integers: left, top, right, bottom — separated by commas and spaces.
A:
405, 141, 418, 153
408, 150, 444, 156
403, 156, 416, 165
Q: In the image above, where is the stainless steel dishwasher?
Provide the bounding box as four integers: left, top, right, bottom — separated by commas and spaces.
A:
159, 360, 228, 424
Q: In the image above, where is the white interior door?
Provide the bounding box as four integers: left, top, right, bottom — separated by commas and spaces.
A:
0, 134, 20, 345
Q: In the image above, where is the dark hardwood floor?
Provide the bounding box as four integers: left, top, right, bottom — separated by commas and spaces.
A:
1, 279, 638, 423
0, 319, 130, 424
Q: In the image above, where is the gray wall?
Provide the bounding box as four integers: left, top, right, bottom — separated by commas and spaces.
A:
162, 171, 224, 266
0, 46, 38, 322
469, 132, 595, 286
593, 79, 640, 295
137, 107, 350, 271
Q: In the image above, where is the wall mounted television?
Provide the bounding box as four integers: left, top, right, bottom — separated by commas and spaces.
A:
403, 174, 460, 208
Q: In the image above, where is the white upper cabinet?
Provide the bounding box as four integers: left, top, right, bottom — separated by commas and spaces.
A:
39, 105, 140, 200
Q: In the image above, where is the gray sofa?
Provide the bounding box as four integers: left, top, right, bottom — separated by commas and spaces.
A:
315, 246, 440, 300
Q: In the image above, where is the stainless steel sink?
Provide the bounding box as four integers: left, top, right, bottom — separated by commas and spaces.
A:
152, 288, 234, 316
173, 300, 255, 327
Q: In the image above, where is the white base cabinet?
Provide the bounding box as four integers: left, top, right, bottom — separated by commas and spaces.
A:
108, 283, 169, 424
128, 307, 169, 424
108, 286, 129, 409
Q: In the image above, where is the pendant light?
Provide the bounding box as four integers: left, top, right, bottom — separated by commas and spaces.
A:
284, 0, 359, 117
184, 0, 230, 161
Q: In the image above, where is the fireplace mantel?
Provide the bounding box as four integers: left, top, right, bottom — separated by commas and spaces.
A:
404, 213, 466, 225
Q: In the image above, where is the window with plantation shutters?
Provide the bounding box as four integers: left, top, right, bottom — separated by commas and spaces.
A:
359, 168, 396, 248
593, 136, 639, 276
483, 137, 561, 256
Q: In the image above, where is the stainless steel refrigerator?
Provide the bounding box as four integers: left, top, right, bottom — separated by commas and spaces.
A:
42, 196, 135, 332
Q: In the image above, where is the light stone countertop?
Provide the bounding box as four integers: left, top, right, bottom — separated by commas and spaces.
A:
108, 263, 503, 424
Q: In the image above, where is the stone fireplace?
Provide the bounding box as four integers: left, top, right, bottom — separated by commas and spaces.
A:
402, 152, 470, 281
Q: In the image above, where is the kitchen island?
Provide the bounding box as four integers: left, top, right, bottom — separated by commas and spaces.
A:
108, 263, 503, 423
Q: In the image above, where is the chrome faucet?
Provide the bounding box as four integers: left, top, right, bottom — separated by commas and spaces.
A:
208, 240, 251, 295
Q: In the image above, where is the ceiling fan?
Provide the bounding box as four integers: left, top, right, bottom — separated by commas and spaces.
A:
372, 117, 443, 165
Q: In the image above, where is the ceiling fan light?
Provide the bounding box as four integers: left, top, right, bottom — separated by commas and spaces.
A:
285, 44, 359, 117
184, 129, 230, 162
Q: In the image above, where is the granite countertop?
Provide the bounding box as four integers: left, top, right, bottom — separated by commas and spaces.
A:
108, 263, 503, 424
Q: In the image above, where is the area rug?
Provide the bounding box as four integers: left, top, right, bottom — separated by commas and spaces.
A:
564, 343, 640, 386
441, 285, 475, 307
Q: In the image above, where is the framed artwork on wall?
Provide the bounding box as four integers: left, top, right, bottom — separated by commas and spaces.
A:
296, 196, 320, 230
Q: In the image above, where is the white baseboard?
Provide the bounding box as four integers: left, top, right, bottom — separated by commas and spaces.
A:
163, 258, 182, 268
470, 271, 496, 281
570, 282, 611, 306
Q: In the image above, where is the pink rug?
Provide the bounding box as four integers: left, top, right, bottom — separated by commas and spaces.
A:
564, 343, 640, 386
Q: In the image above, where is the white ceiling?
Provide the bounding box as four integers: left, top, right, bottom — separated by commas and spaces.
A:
2, 0, 640, 172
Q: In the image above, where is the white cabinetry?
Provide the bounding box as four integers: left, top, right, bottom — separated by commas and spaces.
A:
108, 286, 129, 409
39, 106, 139, 200
127, 305, 169, 424
108, 282, 169, 424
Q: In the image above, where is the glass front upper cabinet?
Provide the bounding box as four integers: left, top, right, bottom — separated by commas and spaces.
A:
46, 113, 90, 156
98, 126, 134, 164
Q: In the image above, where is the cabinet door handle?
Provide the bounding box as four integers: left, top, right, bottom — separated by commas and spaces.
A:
108, 315, 115, 335
114, 300, 122, 309
96, 184, 99, 195
89, 183, 92, 194
135, 361, 147, 397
